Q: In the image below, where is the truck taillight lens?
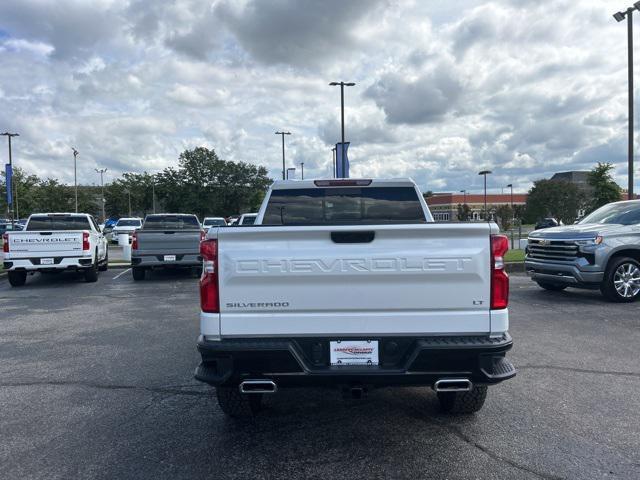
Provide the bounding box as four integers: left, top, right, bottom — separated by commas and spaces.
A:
2, 233, 8, 253
131, 232, 138, 250
200, 239, 219, 313
200, 230, 205, 242
82, 232, 90, 251
491, 234, 509, 309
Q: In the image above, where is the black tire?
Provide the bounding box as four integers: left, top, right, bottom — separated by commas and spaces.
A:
84, 258, 98, 283
438, 385, 487, 414
536, 281, 567, 292
98, 250, 108, 271
216, 386, 263, 418
132, 267, 146, 281
600, 256, 640, 303
8, 270, 27, 287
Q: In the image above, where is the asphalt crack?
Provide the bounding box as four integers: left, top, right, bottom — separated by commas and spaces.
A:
0, 379, 210, 397
402, 405, 566, 480
518, 365, 640, 378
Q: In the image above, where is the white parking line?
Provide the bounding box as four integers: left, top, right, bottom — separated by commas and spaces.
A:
112, 268, 131, 280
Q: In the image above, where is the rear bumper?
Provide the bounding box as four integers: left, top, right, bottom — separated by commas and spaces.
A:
525, 259, 603, 285
195, 334, 515, 388
3, 256, 93, 272
131, 253, 201, 268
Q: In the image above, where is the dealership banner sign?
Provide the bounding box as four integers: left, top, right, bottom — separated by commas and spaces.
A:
335, 142, 350, 178
5, 163, 12, 205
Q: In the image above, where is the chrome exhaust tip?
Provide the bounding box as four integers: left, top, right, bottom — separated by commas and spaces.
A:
434, 378, 472, 392
239, 380, 278, 394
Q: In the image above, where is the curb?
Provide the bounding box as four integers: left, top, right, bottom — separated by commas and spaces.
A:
505, 262, 525, 274
108, 263, 131, 269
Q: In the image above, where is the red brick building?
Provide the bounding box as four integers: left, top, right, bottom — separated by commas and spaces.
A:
425, 193, 527, 221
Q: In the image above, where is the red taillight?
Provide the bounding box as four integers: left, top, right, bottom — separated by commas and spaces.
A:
491, 234, 509, 309
200, 230, 205, 242
2, 233, 8, 253
82, 231, 90, 251
131, 232, 138, 250
200, 239, 219, 313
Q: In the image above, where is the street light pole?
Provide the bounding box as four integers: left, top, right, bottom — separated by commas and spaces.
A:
152, 177, 156, 214
1, 132, 19, 225
275, 131, 291, 180
95, 168, 107, 223
329, 81, 355, 176
478, 170, 492, 220
71, 147, 79, 212
614, 4, 640, 199
506, 183, 514, 249
300, 162, 304, 180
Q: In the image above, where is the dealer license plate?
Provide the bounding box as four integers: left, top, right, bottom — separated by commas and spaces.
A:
164, 255, 176, 261
330, 340, 379, 366
41, 258, 54, 265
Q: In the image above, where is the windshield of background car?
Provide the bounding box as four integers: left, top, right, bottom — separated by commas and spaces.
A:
143, 215, 200, 229
241, 216, 256, 225
204, 219, 226, 226
262, 186, 427, 225
26, 215, 91, 231
116, 219, 141, 227
578, 203, 640, 225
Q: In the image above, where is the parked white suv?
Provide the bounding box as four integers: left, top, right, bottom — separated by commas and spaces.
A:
2, 213, 108, 286
109, 217, 142, 243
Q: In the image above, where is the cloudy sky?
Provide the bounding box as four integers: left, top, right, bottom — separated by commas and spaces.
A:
0, 0, 636, 194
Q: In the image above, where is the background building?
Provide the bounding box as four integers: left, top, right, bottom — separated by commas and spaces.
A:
426, 193, 527, 221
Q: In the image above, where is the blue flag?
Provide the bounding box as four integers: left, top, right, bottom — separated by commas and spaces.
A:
335, 142, 350, 178
5, 164, 12, 205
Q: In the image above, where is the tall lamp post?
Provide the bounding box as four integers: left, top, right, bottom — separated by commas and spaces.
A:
478, 170, 492, 220
275, 131, 291, 180
506, 183, 514, 249
71, 148, 79, 212
95, 168, 107, 223
614, 4, 640, 200
152, 175, 156, 214
329, 81, 355, 176
1, 132, 19, 225
300, 162, 304, 180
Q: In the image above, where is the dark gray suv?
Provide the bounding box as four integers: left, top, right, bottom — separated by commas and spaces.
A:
525, 200, 640, 302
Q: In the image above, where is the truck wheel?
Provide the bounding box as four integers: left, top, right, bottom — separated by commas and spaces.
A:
437, 385, 487, 414
8, 271, 27, 287
98, 250, 108, 271
536, 281, 567, 291
132, 267, 145, 281
601, 257, 640, 303
84, 260, 98, 283
216, 386, 263, 417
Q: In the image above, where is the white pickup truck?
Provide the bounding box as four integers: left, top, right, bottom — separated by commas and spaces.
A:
2, 213, 108, 287
195, 179, 515, 417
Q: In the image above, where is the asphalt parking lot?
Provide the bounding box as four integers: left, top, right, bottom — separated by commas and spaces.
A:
0, 270, 639, 480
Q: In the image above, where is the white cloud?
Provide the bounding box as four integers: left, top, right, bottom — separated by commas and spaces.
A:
0, 0, 635, 194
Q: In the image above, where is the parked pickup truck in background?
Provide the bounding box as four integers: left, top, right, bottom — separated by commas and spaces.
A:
526, 199, 640, 302
109, 217, 142, 243
131, 213, 203, 281
195, 178, 515, 418
2, 213, 108, 287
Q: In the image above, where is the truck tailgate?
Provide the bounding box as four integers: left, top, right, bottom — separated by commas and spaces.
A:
217, 223, 493, 336
136, 230, 201, 254
6, 231, 84, 257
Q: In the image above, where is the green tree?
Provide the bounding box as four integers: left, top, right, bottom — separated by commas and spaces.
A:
524, 179, 583, 224
495, 204, 513, 230
456, 203, 471, 221
586, 162, 621, 214
154, 147, 271, 219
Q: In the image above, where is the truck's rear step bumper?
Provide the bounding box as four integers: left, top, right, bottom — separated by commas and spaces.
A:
195, 334, 515, 388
